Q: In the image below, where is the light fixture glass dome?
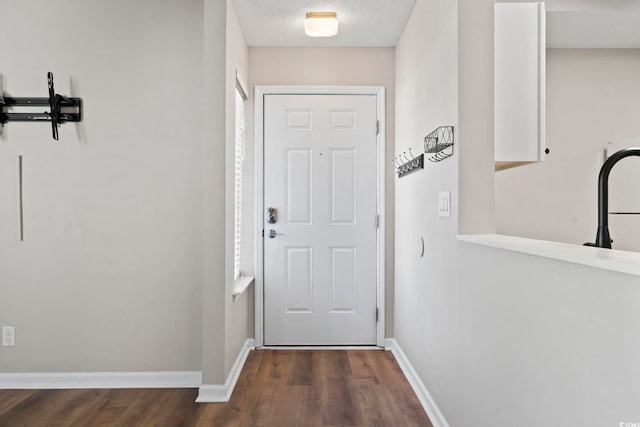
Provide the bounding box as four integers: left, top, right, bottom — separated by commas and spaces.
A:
304, 12, 339, 37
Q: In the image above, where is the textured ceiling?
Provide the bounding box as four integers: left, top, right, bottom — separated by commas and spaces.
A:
233, 0, 417, 47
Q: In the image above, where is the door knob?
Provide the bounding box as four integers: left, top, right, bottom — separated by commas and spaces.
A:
268, 229, 284, 239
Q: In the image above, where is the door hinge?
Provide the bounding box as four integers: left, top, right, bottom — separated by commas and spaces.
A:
376, 307, 379, 322
262, 229, 264, 237
375, 214, 380, 229
376, 120, 380, 135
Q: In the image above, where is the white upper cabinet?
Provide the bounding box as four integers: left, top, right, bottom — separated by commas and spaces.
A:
495, 2, 546, 171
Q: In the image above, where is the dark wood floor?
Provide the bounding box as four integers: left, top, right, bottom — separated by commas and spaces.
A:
0, 349, 433, 426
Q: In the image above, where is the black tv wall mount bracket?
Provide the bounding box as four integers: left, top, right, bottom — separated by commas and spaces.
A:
0, 72, 83, 141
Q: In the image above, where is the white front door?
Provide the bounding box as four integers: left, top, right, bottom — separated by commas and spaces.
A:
263, 93, 379, 345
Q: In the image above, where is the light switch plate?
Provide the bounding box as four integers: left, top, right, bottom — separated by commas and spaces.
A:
438, 192, 451, 218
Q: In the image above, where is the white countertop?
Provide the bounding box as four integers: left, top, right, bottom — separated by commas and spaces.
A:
457, 234, 640, 277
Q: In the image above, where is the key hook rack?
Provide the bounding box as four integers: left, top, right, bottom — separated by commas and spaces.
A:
393, 148, 424, 178
0, 72, 83, 141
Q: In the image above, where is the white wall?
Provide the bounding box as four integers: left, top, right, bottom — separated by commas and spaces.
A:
395, 1, 640, 426
249, 47, 396, 335
544, 0, 640, 11
0, 0, 205, 373
201, 0, 227, 385
201, 0, 252, 385
496, 49, 640, 248
394, 0, 463, 422
0, 0, 252, 388
224, 0, 253, 378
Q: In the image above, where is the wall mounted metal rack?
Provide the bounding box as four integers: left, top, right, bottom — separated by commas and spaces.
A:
424, 126, 454, 162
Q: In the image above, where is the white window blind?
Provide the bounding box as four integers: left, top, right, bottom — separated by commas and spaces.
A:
234, 85, 245, 281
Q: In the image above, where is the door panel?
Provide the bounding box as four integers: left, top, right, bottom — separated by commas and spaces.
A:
285, 246, 313, 313
286, 149, 313, 225
263, 94, 378, 345
329, 246, 357, 313
330, 149, 357, 225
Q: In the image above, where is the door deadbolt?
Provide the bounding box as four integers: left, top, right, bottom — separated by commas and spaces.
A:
267, 207, 277, 224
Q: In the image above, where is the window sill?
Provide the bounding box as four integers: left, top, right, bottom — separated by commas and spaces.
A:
457, 234, 640, 277
233, 276, 255, 302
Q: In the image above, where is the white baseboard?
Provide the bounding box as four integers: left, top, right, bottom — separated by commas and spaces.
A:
196, 338, 255, 403
385, 338, 450, 427
0, 371, 202, 390
0, 338, 257, 398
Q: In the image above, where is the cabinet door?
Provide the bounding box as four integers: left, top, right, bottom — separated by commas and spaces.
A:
495, 2, 545, 167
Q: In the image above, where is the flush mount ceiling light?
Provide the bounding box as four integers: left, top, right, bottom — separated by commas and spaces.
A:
304, 12, 339, 37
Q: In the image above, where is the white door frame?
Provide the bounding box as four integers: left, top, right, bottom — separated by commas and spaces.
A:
254, 86, 386, 347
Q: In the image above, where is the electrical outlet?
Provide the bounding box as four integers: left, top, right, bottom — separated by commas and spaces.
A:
2, 326, 15, 347
438, 192, 451, 218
